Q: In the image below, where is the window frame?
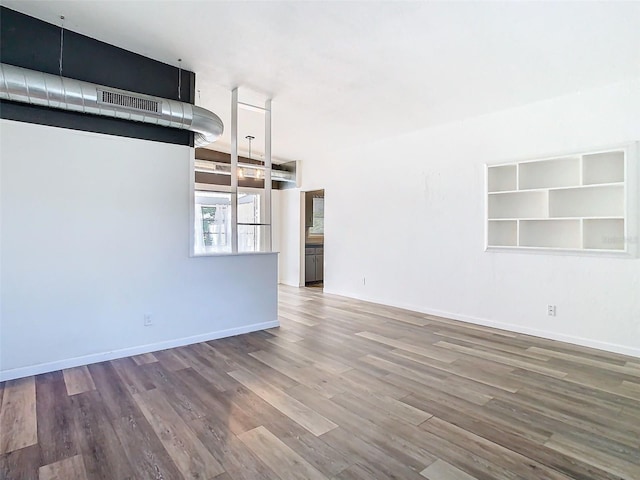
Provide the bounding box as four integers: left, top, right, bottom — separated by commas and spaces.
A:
193, 188, 233, 255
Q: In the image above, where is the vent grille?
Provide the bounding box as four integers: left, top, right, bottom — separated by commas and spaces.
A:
98, 90, 160, 113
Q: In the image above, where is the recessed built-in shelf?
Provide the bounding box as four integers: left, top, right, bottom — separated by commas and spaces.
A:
583, 219, 625, 251
519, 219, 581, 249
488, 165, 517, 192
488, 220, 517, 246
485, 143, 637, 255
488, 191, 548, 219
583, 151, 624, 185
518, 157, 580, 190
549, 185, 624, 218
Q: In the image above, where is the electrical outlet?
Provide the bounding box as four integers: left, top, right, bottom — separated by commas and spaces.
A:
144, 313, 153, 326
547, 305, 556, 317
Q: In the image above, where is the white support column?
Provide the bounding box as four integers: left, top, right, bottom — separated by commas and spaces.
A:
231, 88, 239, 253
265, 98, 272, 251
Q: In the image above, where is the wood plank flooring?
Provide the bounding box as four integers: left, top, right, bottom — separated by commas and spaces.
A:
1, 285, 640, 480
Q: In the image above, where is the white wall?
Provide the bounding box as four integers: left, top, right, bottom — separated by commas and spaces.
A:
274, 188, 304, 286
0, 120, 278, 380
293, 78, 640, 357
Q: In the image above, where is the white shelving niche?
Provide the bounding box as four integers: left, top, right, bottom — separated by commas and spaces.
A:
486, 143, 638, 256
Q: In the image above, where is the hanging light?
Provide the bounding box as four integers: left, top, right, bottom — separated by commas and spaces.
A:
245, 135, 255, 160
242, 135, 255, 179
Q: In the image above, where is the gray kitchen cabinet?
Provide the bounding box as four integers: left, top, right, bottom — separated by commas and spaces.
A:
305, 247, 324, 283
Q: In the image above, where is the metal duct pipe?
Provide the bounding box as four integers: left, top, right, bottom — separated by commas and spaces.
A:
0, 63, 223, 147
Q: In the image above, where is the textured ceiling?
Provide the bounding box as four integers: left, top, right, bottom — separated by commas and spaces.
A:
3, 1, 640, 162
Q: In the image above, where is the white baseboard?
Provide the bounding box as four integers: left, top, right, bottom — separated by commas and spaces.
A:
0, 320, 279, 382
323, 288, 640, 359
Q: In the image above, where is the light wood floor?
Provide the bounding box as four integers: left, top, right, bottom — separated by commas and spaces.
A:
1, 285, 640, 480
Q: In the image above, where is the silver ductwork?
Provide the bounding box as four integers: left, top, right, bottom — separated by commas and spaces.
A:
0, 63, 223, 147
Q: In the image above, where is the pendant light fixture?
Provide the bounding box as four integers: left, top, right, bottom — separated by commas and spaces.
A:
246, 135, 255, 159
241, 135, 255, 179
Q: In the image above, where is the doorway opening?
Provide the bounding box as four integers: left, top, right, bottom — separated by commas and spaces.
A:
303, 189, 324, 289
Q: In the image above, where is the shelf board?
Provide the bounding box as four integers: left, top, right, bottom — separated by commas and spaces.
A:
489, 217, 551, 221
488, 189, 531, 195
552, 182, 624, 191
486, 245, 627, 254
488, 181, 624, 195
488, 216, 624, 221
